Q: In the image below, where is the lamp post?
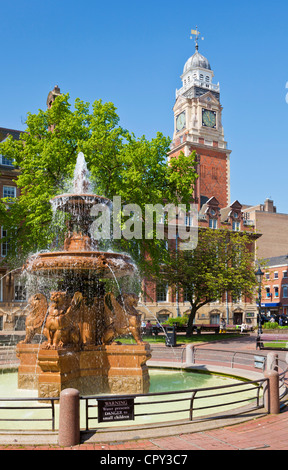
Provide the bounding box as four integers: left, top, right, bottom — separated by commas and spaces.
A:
255, 267, 264, 336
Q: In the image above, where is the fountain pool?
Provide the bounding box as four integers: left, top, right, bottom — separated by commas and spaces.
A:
0, 368, 258, 430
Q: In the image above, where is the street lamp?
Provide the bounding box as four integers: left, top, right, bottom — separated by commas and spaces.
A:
255, 267, 264, 336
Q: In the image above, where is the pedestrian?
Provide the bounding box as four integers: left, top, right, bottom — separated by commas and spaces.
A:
220, 317, 226, 334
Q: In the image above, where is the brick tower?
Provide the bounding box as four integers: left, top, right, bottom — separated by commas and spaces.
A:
168, 31, 231, 209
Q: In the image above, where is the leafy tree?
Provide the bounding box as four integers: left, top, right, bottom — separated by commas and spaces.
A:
158, 228, 257, 335
0, 94, 198, 276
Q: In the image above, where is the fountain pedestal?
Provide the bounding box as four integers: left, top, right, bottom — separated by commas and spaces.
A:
17, 344, 41, 390
17, 343, 151, 398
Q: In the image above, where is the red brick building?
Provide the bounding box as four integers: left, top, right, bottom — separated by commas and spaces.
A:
261, 255, 288, 317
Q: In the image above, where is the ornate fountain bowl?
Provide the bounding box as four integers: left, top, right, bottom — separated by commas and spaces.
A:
51, 193, 112, 236
25, 250, 136, 278
51, 193, 111, 212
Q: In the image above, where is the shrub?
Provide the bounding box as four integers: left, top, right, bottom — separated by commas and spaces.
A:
263, 322, 279, 329
164, 316, 188, 327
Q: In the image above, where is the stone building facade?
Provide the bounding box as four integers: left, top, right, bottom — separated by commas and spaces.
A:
242, 199, 288, 259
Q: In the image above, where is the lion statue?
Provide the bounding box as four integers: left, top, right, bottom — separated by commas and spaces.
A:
102, 292, 143, 345
20, 293, 48, 344
43, 291, 83, 349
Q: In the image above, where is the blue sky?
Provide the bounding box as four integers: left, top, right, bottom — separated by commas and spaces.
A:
1, 0, 288, 212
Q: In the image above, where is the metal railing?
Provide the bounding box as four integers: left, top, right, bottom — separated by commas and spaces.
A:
81, 378, 267, 431
0, 396, 57, 431
0, 347, 287, 432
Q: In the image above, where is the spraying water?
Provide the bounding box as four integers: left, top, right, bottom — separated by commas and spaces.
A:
73, 152, 92, 194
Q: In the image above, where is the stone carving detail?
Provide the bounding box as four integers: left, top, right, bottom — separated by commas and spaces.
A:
102, 292, 143, 345
20, 290, 143, 351
20, 293, 48, 344
43, 291, 83, 349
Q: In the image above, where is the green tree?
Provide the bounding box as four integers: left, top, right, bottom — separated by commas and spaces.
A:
159, 228, 257, 335
0, 94, 198, 275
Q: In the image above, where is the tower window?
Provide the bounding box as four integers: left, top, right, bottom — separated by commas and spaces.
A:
205, 76, 210, 82
200, 74, 204, 80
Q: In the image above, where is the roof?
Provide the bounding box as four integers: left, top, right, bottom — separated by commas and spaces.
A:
183, 50, 211, 73
0, 127, 22, 142
263, 255, 288, 267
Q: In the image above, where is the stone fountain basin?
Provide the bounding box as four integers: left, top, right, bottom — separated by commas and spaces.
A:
26, 251, 135, 278
51, 193, 111, 208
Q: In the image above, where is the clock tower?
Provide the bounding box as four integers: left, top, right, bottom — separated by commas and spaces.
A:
168, 32, 231, 209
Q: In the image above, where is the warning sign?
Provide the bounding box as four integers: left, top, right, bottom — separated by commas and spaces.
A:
97, 398, 135, 423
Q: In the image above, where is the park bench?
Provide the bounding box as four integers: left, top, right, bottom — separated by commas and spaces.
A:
193, 324, 220, 334
256, 333, 288, 350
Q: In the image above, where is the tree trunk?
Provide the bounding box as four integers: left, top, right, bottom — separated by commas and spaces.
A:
186, 304, 198, 336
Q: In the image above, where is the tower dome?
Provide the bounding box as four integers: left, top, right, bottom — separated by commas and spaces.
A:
183, 50, 211, 73
176, 40, 220, 101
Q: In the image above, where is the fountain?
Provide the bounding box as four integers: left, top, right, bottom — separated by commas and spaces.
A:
16, 153, 151, 398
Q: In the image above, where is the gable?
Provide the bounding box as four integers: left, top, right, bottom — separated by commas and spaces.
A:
198, 91, 220, 106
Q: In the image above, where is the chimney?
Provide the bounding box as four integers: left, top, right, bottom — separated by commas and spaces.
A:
46, 85, 61, 109
264, 198, 276, 213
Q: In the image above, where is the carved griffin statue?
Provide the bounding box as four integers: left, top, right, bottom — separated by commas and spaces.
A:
102, 292, 143, 345
43, 291, 83, 349
20, 293, 48, 344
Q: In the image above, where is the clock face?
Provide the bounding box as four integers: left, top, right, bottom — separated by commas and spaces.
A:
176, 112, 186, 131
202, 109, 216, 128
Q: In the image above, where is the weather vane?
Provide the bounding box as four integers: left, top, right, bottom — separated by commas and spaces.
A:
190, 26, 204, 50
